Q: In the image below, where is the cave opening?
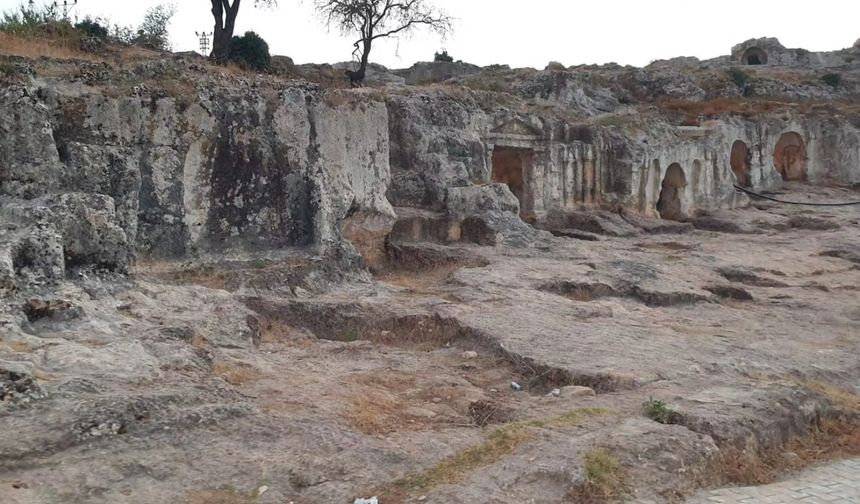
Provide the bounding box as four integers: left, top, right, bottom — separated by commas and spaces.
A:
730, 140, 752, 187
491, 146, 534, 221
743, 47, 768, 65
657, 163, 687, 221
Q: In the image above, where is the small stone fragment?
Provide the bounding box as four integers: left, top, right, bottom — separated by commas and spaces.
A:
560, 385, 596, 397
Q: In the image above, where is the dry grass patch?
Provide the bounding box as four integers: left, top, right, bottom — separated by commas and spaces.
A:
212, 360, 262, 386
171, 265, 231, 291
705, 419, 860, 488
567, 286, 595, 302
658, 97, 789, 124
342, 371, 441, 435
344, 390, 409, 435
377, 408, 612, 500
658, 97, 860, 126
376, 263, 467, 293
567, 448, 629, 503
791, 377, 860, 412
400, 424, 529, 486
0, 32, 103, 62
700, 376, 860, 489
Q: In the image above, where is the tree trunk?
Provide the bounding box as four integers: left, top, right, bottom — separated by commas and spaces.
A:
356, 38, 372, 82
211, 0, 241, 63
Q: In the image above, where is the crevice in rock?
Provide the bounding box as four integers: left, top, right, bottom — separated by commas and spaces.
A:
704, 285, 754, 301
718, 267, 790, 287
245, 297, 632, 394
541, 280, 708, 307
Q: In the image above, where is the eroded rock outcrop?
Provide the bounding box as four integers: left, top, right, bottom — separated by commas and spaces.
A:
1, 79, 396, 290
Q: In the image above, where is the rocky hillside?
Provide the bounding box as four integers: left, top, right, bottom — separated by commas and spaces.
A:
2, 38, 860, 288
1, 36, 860, 504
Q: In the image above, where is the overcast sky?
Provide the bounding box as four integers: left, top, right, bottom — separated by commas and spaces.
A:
2, 0, 858, 68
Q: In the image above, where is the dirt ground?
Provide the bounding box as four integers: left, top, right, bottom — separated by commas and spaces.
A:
1, 185, 860, 503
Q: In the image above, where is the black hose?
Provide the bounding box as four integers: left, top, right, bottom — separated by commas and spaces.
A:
734, 185, 860, 207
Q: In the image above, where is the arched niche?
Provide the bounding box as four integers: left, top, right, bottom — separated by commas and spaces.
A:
773, 132, 807, 181
657, 163, 687, 221
742, 47, 768, 65
730, 140, 752, 187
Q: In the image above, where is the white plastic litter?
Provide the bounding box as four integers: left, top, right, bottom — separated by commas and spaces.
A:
354, 497, 379, 504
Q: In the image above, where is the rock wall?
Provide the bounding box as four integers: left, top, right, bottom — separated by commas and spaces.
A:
3, 51, 860, 288
731, 37, 857, 68
389, 89, 860, 224
625, 114, 860, 219
0, 81, 394, 291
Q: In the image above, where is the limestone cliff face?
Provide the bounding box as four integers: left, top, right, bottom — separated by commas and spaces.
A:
0, 80, 394, 290
386, 90, 635, 220
3, 48, 860, 289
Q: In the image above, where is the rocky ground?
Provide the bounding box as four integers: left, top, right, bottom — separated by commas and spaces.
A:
2, 183, 859, 503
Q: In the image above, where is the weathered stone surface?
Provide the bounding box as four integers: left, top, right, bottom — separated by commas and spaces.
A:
0, 364, 45, 406
446, 184, 547, 246
543, 208, 641, 237
332, 61, 405, 84
1, 78, 397, 289
731, 37, 854, 67
560, 385, 596, 397
395, 60, 481, 85
0, 86, 64, 199
1, 40, 860, 504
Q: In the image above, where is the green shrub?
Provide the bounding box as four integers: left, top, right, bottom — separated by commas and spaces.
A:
0, 1, 72, 37
230, 31, 271, 71
821, 73, 842, 88
1, 1, 174, 53
643, 397, 675, 424
75, 17, 108, 40
434, 49, 453, 62
74, 16, 109, 51
132, 3, 175, 51
727, 67, 749, 89
109, 23, 136, 45
0, 62, 15, 77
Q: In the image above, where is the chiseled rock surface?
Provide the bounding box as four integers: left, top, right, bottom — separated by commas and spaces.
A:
0, 78, 396, 291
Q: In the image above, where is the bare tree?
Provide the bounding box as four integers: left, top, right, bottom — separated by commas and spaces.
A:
210, 0, 277, 63
315, 0, 452, 84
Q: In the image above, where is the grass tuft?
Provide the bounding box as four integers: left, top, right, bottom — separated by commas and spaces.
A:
643, 397, 676, 424
568, 448, 628, 503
